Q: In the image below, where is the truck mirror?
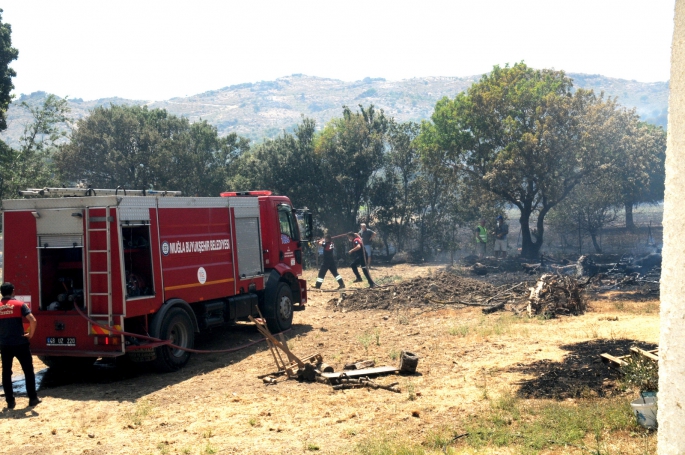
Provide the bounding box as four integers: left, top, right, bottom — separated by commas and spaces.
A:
295, 209, 314, 242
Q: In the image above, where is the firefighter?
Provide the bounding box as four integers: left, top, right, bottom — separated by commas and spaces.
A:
347, 232, 376, 288
493, 215, 509, 259
0, 282, 41, 409
475, 219, 488, 258
314, 234, 345, 289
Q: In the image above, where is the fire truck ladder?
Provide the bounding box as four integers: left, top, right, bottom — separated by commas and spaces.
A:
85, 206, 115, 333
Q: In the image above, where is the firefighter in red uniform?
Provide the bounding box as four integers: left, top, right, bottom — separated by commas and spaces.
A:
347, 232, 376, 287
314, 235, 345, 289
0, 282, 41, 409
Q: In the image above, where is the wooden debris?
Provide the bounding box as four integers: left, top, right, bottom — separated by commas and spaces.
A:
630, 347, 659, 362
527, 274, 586, 317
600, 353, 629, 368
331, 378, 400, 393
601, 347, 659, 369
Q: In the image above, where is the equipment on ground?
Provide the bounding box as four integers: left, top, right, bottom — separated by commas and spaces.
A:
2, 188, 313, 371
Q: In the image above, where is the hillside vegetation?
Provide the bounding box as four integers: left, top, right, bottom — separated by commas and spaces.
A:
0, 73, 668, 146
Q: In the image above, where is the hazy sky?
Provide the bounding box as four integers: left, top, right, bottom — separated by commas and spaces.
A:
1, 0, 676, 101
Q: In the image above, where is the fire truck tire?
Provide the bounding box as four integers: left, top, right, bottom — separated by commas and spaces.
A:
38, 355, 96, 370
153, 308, 195, 372
266, 282, 294, 333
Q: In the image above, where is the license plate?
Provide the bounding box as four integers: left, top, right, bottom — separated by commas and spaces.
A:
46, 337, 76, 347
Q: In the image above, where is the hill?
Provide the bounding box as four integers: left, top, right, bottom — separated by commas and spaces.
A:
0, 73, 669, 146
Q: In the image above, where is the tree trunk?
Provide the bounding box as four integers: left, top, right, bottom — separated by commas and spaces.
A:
590, 231, 602, 253
519, 206, 544, 259
625, 202, 635, 229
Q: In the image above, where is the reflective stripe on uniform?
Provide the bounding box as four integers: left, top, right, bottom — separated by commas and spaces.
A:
335, 275, 343, 281
316, 278, 324, 283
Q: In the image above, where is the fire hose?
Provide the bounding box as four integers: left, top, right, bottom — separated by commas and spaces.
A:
72, 303, 288, 354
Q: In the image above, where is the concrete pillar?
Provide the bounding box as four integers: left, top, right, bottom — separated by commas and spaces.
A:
660, 1, 685, 452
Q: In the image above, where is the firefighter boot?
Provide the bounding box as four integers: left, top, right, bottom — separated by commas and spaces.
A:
362, 267, 375, 288
315, 279, 323, 289
336, 275, 346, 289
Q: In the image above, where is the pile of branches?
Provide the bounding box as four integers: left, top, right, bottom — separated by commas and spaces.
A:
526, 274, 587, 317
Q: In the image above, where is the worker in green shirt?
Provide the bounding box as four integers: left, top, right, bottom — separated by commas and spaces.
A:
475, 219, 487, 258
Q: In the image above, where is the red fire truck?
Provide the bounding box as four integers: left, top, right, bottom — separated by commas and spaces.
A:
1, 188, 312, 371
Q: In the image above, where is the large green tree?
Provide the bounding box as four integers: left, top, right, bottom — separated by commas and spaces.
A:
420, 63, 625, 258
55, 105, 245, 196
0, 8, 18, 132
314, 105, 388, 234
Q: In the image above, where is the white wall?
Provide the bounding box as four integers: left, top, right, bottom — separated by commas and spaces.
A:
659, 1, 685, 452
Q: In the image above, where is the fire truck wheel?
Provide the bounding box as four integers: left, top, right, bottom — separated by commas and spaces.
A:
153, 307, 195, 372
266, 282, 294, 333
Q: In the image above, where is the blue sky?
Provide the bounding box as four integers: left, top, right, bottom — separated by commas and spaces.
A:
1, 0, 676, 101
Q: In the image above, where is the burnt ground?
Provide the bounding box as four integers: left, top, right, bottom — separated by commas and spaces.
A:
509, 338, 658, 400
328, 271, 499, 312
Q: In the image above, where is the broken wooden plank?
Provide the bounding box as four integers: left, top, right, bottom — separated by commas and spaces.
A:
321, 366, 399, 379
600, 352, 628, 368
630, 347, 659, 362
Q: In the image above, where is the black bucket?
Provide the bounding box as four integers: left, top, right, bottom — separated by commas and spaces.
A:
399, 351, 419, 373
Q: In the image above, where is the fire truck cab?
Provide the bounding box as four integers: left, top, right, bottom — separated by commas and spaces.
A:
1, 188, 312, 371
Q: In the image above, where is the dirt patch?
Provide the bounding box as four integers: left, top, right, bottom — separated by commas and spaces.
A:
0, 263, 660, 455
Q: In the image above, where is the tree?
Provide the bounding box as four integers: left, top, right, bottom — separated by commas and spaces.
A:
314, 105, 388, 233
0, 8, 18, 132
156, 122, 249, 197
55, 105, 245, 196
548, 179, 620, 253
226, 117, 323, 212
420, 63, 625, 259
0, 94, 71, 201
368, 120, 421, 253
615, 121, 667, 229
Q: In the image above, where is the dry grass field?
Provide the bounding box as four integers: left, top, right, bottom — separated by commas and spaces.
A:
0, 263, 659, 455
